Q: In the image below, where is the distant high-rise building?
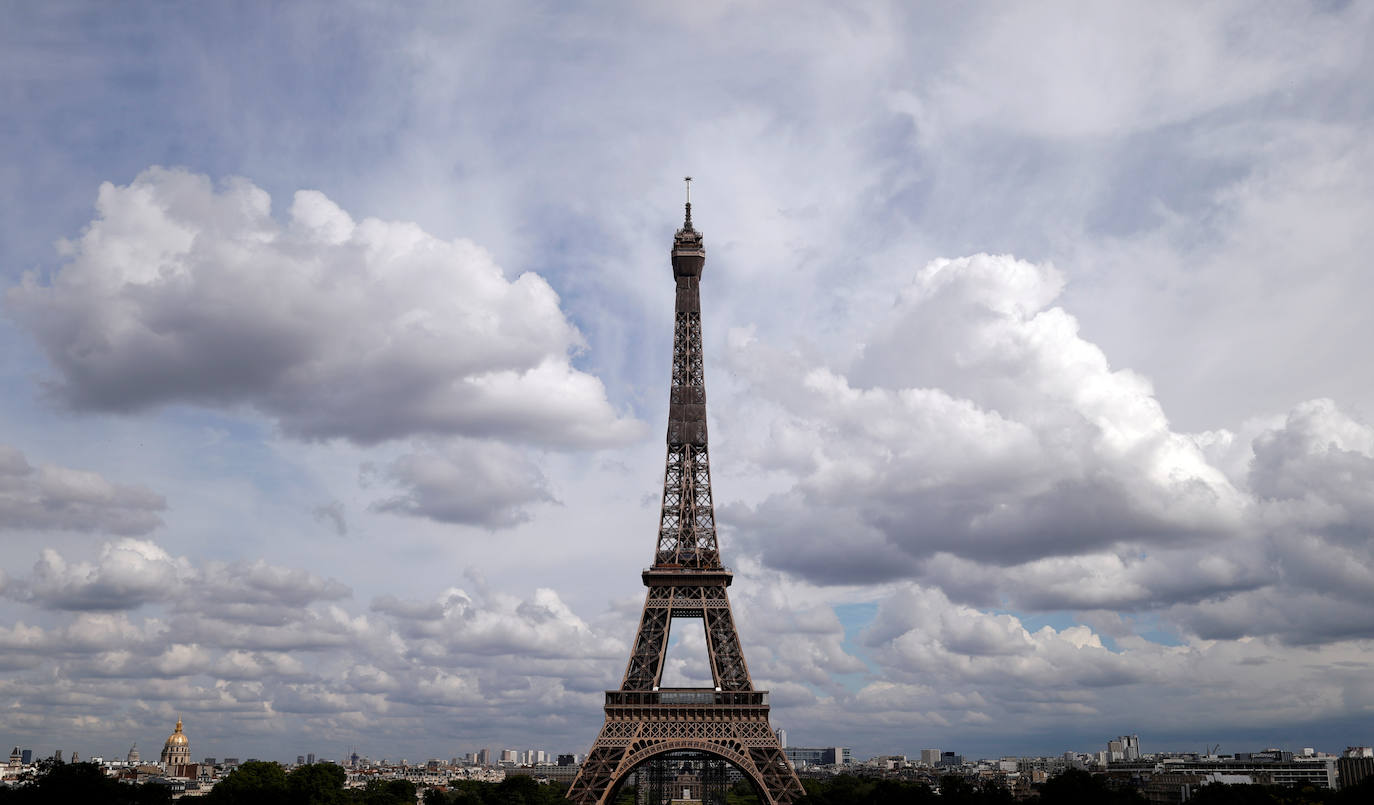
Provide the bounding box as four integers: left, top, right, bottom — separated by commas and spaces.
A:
939, 752, 963, 767
1124, 735, 1139, 760
476, 748, 491, 766
1108, 735, 1140, 763
920, 749, 940, 766
558, 754, 577, 767
1339, 751, 1374, 790
20, 750, 32, 765
783, 747, 851, 767
297, 755, 306, 766
307, 753, 315, 765
53, 750, 63, 764
775, 729, 787, 749
203, 758, 217, 766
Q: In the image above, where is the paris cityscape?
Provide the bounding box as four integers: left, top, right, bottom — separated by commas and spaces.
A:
4, 719, 1374, 802
4, 2, 1374, 804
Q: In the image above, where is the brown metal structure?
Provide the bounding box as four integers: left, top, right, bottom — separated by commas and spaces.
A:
567, 186, 804, 805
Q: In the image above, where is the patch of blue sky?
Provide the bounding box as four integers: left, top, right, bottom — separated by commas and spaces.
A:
998, 610, 1080, 635
1124, 613, 1184, 648
830, 601, 880, 693
991, 609, 1185, 651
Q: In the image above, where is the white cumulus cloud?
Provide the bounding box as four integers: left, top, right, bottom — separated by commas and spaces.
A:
7, 168, 642, 448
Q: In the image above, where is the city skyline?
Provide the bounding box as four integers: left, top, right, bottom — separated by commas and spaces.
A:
3, 2, 1374, 764
6, 717, 1365, 771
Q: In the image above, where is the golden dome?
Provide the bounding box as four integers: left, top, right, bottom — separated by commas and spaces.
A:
165, 718, 188, 746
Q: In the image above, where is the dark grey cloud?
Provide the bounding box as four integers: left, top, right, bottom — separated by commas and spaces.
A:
1167, 588, 1374, 646
366, 440, 556, 528
194, 559, 352, 610
920, 547, 1274, 613
312, 501, 347, 536
725, 500, 919, 585
6, 170, 642, 449
1139, 401, 1374, 645
1249, 399, 1374, 541
0, 444, 165, 535
370, 594, 446, 622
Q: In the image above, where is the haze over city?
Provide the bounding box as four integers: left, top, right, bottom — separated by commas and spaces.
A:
2, 1, 1372, 768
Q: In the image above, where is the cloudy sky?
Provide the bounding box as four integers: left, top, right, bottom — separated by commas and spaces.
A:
3, 1, 1373, 764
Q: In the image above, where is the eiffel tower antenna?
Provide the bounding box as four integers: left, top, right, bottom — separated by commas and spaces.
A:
683, 176, 693, 229
567, 186, 804, 805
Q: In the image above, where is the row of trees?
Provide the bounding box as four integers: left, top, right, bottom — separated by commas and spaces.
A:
0, 761, 555, 805
795, 773, 1014, 805
1185, 775, 1374, 804
4, 761, 1370, 804
425, 776, 569, 804
210, 765, 577, 805
0, 762, 171, 804
203, 762, 414, 805
793, 769, 1374, 805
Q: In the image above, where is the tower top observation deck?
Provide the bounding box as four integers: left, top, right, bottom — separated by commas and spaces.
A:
672, 177, 705, 278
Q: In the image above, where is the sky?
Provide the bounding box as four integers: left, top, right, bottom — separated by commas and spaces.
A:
2, 0, 1373, 765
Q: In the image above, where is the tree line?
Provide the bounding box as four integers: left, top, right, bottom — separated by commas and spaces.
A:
792, 769, 1374, 805
4, 762, 1371, 804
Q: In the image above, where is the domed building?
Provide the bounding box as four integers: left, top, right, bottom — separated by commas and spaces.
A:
160, 718, 190, 766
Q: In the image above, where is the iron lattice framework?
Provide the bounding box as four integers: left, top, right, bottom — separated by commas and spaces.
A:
637, 752, 730, 805
567, 194, 805, 805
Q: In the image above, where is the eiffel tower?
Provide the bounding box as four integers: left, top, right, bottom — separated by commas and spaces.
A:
567, 183, 805, 805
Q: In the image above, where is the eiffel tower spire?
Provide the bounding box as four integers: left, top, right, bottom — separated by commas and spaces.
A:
658, 177, 716, 570
567, 186, 805, 805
